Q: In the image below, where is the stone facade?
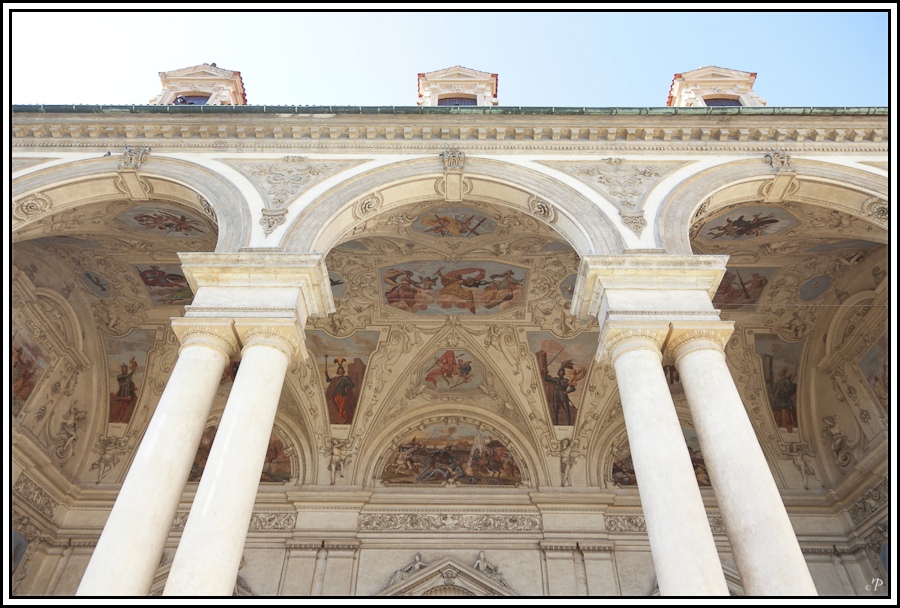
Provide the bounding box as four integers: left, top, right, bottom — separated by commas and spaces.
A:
10, 66, 889, 597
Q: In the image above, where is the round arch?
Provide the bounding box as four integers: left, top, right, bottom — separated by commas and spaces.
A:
11, 156, 253, 251
280, 157, 625, 256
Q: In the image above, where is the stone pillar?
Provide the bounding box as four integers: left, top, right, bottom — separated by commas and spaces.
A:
164, 321, 303, 596
667, 323, 817, 596
76, 320, 237, 596
605, 324, 729, 596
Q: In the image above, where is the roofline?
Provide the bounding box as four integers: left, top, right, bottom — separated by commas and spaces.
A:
10, 104, 887, 116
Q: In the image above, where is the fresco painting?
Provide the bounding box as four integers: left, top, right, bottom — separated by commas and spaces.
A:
12, 325, 49, 418
329, 271, 347, 300
540, 240, 575, 252
12, 528, 28, 574
528, 331, 598, 426
306, 330, 379, 425
559, 274, 578, 301
421, 349, 483, 391
189, 426, 292, 483
755, 334, 806, 433
381, 262, 526, 315
799, 274, 832, 302
116, 204, 210, 236
136, 264, 194, 305
81, 270, 111, 298
104, 329, 155, 425
713, 267, 776, 310
611, 427, 710, 487
703, 206, 794, 240
412, 206, 496, 238
859, 332, 888, 410
381, 422, 521, 486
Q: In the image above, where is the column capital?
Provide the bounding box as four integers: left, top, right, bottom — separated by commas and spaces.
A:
234, 319, 307, 362
664, 322, 735, 363
170, 318, 239, 359
600, 322, 669, 363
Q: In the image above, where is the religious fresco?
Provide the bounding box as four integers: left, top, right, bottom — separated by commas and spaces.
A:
115, 204, 210, 237
189, 426, 292, 483
610, 427, 710, 488
81, 270, 112, 298
702, 206, 794, 240
559, 274, 578, 302
755, 334, 806, 434
306, 330, 380, 425
411, 206, 496, 238
713, 267, 777, 310
103, 329, 155, 425
421, 349, 483, 391
381, 262, 526, 315
860, 332, 888, 410
799, 274, 832, 302
135, 264, 194, 305
528, 331, 598, 426
329, 271, 347, 300
12, 326, 49, 418
11, 528, 28, 574
381, 422, 521, 486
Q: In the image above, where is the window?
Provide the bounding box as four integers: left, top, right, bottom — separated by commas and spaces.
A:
173, 94, 211, 105
704, 97, 742, 106
438, 97, 477, 106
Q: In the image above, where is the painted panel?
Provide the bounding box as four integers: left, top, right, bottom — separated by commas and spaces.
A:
115, 204, 210, 237
713, 267, 777, 309
411, 206, 496, 238
12, 325, 49, 418
11, 528, 28, 574
189, 426, 292, 483
80, 270, 112, 298
860, 331, 888, 410
610, 427, 710, 487
381, 262, 526, 315
421, 349, 483, 391
306, 330, 379, 425
799, 274, 832, 302
754, 334, 806, 434
702, 206, 795, 240
528, 332, 598, 426
329, 271, 347, 300
103, 329, 155, 425
135, 264, 194, 305
381, 422, 521, 486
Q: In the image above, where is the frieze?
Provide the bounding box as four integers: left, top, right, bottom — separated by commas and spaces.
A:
848, 479, 888, 525
358, 513, 542, 532
604, 515, 646, 532
248, 512, 298, 530
13, 475, 59, 519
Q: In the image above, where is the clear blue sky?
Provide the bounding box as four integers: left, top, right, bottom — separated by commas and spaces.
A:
7, 9, 892, 107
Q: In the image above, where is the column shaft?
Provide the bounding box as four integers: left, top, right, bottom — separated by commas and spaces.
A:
77, 331, 232, 596
163, 338, 291, 596
673, 336, 817, 595
609, 331, 728, 596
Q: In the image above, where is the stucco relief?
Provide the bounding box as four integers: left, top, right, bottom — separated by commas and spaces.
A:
13, 475, 59, 519
226, 157, 364, 208
360, 512, 541, 532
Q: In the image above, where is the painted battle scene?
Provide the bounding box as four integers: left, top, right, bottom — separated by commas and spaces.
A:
755, 334, 806, 434
610, 427, 710, 487
381, 423, 521, 486
381, 261, 526, 315
103, 329, 155, 425
528, 332, 598, 426
713, 267, 776, 310
12, 325, 49, 418
135, 264, 194, 305
411, 206, 497, 238
860, 332, 888, 410
702, 206, 794, 240
189, 426, 292, 483
422, 349, 484, 391
305, 330, 380, 425
115, 203, 210, 237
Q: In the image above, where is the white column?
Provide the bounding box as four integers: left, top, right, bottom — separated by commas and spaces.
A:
606, 325, 729, 596
667, 323, 817, 596
163, 322, 301, 596
77, 320, 237, 596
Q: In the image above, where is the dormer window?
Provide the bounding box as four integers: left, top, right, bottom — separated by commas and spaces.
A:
438, 96, 477, 106
174, 94, 211, 105
704, 97, 742, 107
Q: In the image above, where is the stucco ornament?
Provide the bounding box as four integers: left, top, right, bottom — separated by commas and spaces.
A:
764, 149, 793, 173
119, 146, 151, 170
14, 193, 52, 220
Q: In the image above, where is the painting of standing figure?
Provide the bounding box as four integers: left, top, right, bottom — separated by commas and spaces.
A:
103, 329, 155, 425
755, 334, 805, 434
12, 325, 48, 418
306, 330, 379, 425
528, 332, 598, 426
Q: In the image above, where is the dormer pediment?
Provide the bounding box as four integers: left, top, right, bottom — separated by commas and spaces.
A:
418, 66, 499, 107
150, 63, 247, 106
377, 556, 516, 596
668, 65, 765, 108
159, 63, 237, 80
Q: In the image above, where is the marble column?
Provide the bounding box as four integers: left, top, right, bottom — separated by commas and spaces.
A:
667, 323, 817, 596
163, 321, 302, 596
77, 320, 237, 596
605, 324, 729, 596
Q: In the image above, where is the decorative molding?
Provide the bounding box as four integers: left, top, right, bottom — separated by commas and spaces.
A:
439, 147, 466, 169
259, 208, 287, 235
171, 320, 240, 356
708, 515, 727, 535
848, 479, 888, 525
13, 475, 59, 519
237, 324, 304, 360
248, 512, 298, 530
13, 192, 52, 220
604, 514, 646, 532
665, 328, 730, 359
864, 524, 888, 554
863, 197, 888, 224
353, 191, 384, 219
604, 328, 665, 360
227, 157, 361, 208
359, 513, 542, 532
764, 149, 794, 173
119, 146, 151, 170
620, 213, 646, 236
528, 196, 558, 224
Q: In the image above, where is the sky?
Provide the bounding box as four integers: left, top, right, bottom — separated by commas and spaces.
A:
6, 8, 893, 108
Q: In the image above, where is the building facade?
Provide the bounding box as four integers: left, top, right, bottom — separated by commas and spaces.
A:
10, 65, 889, 596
